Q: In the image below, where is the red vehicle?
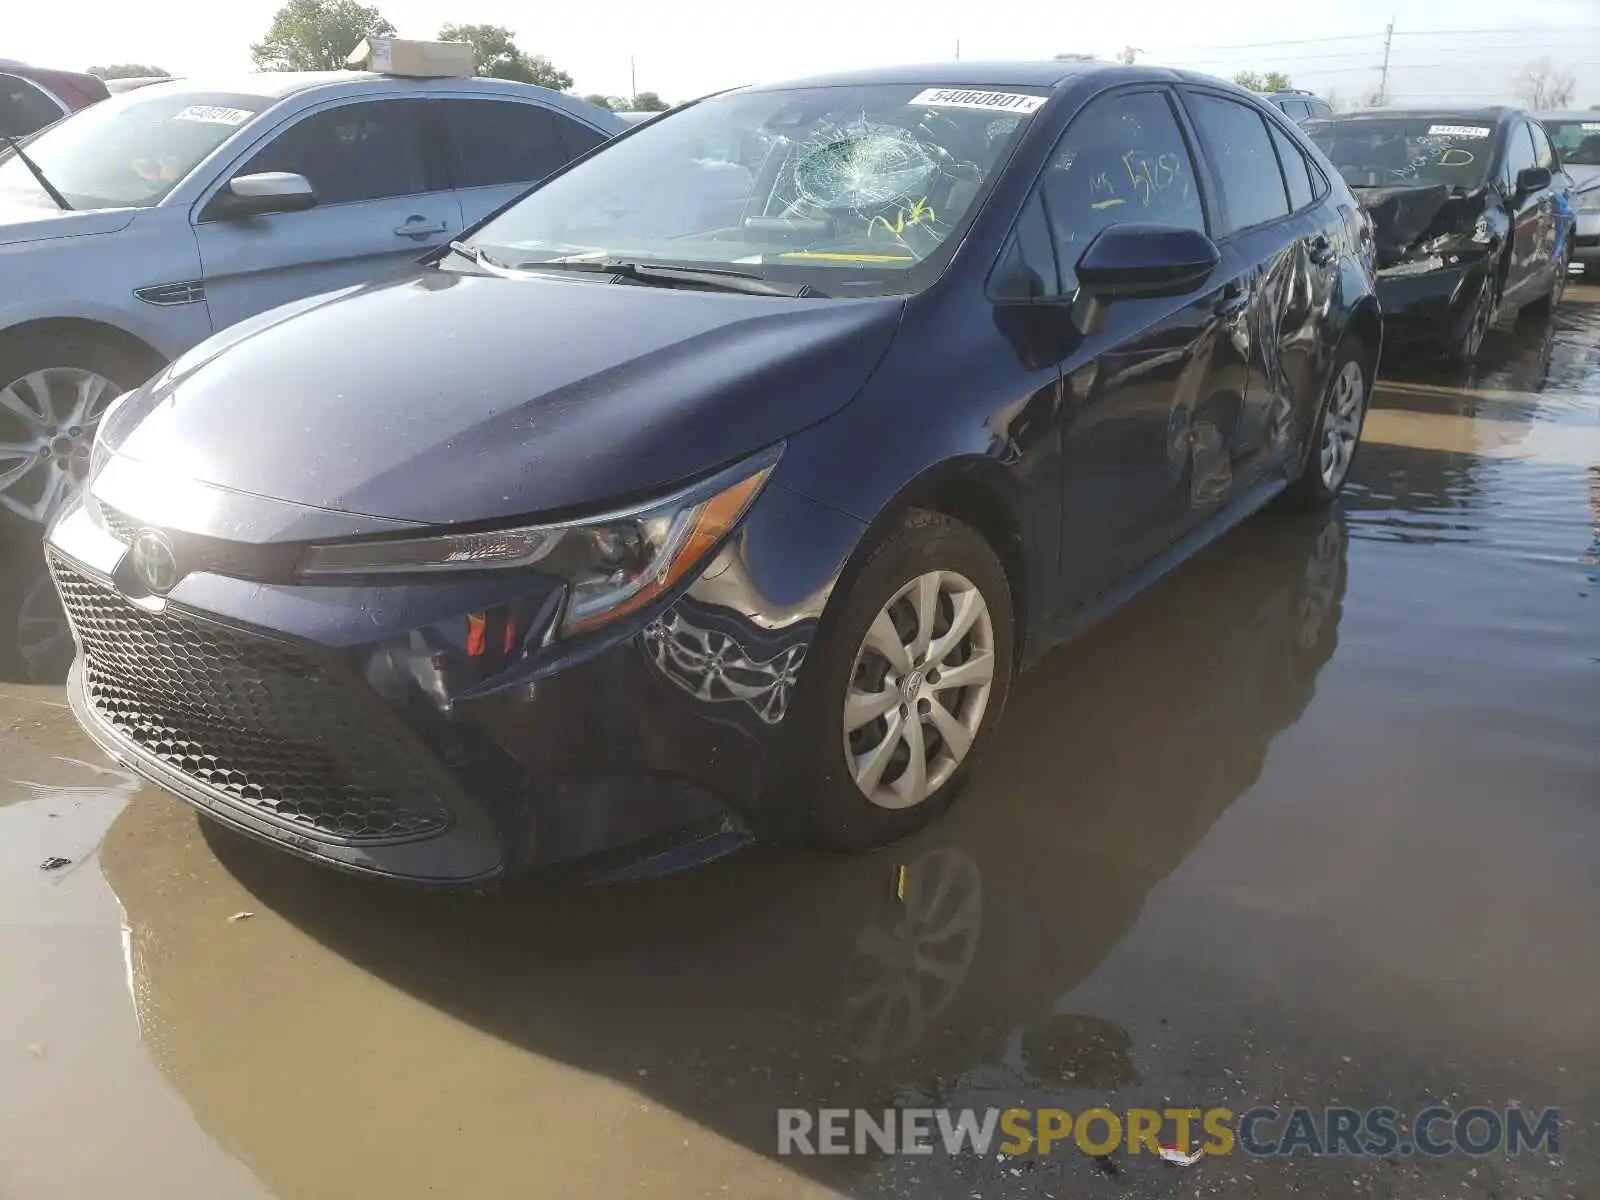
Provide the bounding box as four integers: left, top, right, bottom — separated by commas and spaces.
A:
0, 61, 109, 136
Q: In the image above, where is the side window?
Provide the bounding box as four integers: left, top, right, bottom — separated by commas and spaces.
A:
1310, 101, 1333, 119
990, 193, 1060, 300
1528, 120, 1556, 170
442, 99, 577, 188
560, 120, 608, 159
1504, 122, 1539, 186
1268, 122, 1315, 211
1033, 89, 1207, 293
237, 100, 430, 205
1284, 100, 1310, 121
1187, 92, 1291, 234
0, 74, 65, 138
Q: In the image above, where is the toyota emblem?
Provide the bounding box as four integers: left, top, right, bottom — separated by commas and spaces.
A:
130, 529, 179, 595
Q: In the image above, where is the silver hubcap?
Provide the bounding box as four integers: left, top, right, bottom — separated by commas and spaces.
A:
1319, 360, 1365, 491
1464, 287, 1491, 358
843, 570, 995, 810
0, 368, 120, 525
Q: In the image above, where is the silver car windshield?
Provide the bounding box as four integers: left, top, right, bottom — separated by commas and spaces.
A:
1543, 119, 1600, 167
0, 89, 273, 209
466, 83, 1044, 295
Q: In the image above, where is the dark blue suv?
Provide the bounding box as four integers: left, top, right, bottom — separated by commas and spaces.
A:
48, 61, 1381, 883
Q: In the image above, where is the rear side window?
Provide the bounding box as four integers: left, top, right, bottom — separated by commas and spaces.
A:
0, 74, 64, 137
1033, 89, 1207, 293
1309, 100, 1332, 118
442, 99, 584, 188
1283, 100, 1310, 120
240, 99, 431, 204
1187, 92, 1290, 234
1268, 122, 1316, 211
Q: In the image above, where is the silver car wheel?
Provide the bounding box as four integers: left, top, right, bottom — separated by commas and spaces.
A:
1318, 359, 1366, 492
843, 569, 996, 810
0, 368, 121, 525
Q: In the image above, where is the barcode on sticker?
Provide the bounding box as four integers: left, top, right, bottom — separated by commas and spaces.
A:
909, 88, 1045, 115
1428, 124, 1490, 139
174, 105, 255, 126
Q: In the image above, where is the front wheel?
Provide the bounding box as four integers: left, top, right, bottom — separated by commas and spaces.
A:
1448, 277, 1495, 365
782, 511, 1015, 851
1282, 344, 1369, 508
0, 335, 161, 532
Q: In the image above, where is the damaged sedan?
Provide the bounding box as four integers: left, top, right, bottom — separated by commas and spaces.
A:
1306, 108, 1571, 362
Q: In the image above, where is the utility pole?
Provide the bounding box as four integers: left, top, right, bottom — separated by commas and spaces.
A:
1377, 18, 1394, 106
955, 39, 960, 60
630, 55, 637, 104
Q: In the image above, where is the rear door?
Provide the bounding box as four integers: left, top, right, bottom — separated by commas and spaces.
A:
435, 97, 611, 227
1023, 86, 1254, 604
193, 96, 456, 332
1180, 89, 1307, 486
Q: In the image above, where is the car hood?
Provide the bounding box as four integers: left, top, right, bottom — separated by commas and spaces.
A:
1352, 183, 1487, 265
102, 267, 904, 527
0, 197, 137, 246
1567, 164, 1600, 193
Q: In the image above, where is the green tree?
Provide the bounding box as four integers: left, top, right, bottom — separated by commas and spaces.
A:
582, 93, 615, 109
437, 23, 573, 89
251, 0, 395, 71
1233, 70, 1292, 92
88, 63, 170, 80
629, 90, 668, 112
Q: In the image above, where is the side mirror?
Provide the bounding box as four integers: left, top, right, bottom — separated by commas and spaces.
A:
1070, 223, 1221, 334
1515, 166, 1552, 196
208, 171, 316, 220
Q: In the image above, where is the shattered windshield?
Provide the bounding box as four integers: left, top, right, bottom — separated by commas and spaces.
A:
464, 83, 1045, 295
1543, 119, 1600, 167
1305, 118, 1495, 190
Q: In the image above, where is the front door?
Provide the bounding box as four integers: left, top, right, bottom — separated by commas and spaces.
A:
1020, 87, 1252, 608
193, 97, 458, 332
1502, 120, 1550, 308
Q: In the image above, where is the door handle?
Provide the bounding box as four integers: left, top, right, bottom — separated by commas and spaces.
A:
394, 217, 449, 239
1308, 234, 1335, 266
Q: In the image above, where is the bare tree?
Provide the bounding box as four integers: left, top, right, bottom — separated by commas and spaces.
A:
1512, 57, 1576, 110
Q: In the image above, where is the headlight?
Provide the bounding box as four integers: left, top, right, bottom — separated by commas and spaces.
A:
1376, 255, 1446, 279
296, 446, 781, 636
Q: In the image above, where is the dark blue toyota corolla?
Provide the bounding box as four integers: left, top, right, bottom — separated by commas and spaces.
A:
48, 61, 1381, 883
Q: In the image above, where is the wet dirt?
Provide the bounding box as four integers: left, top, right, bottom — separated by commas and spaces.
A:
1, 292, 1597, 1199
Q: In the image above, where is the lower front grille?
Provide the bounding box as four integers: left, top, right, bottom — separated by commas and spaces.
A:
50, 555, 451, 843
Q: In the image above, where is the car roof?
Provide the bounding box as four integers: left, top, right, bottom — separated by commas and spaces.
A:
116, 71, 579, 102
744, 59, 1114, 92
1307, 106, 1521, 126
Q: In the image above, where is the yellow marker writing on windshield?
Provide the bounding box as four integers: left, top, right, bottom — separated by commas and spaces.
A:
778, 251, 915, 262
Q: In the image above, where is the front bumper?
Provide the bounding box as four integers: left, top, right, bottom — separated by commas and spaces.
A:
1374, 259, 1488, 348
46, 483, 864, 883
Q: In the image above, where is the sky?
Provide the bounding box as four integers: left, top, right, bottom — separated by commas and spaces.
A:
9, 0, 1600, 108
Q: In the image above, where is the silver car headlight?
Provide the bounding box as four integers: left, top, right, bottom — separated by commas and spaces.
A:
295, 446, 781, 636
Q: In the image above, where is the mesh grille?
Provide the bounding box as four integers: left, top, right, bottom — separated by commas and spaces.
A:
98, 505, 139, 544
51, 555, 450, 843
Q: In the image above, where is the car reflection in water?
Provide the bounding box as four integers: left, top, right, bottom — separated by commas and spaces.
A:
0, 538, 74, 685
96, 505, 1348, 1194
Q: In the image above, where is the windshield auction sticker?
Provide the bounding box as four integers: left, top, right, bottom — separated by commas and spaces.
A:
1428, 124, 1491, 138
909, 88, 1045, 114
173, 105, 256, 126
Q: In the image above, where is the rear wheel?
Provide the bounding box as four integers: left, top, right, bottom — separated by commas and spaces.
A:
1282, 342, 1369, 508
0, 335, 160, 532
782, 511, 1015, 851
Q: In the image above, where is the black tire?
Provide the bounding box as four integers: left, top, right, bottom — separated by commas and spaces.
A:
0, 332, 162, 534
779, 510, 1015, 851
1447, 275, 1495, 365
1280, 338, 1371, 509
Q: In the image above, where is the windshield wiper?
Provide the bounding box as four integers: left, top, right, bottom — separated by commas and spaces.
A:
0, 132, 71, 210
511, 259, 823, 298
445, 240, 509, 270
